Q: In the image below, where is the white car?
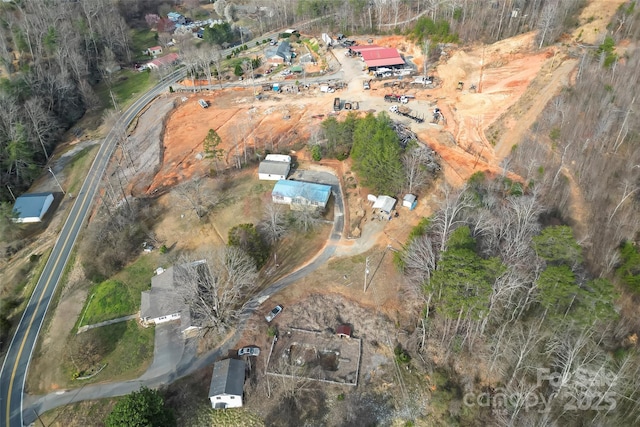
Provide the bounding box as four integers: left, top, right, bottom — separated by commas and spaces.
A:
265, 305, 283, 322
238, 347, 260, 357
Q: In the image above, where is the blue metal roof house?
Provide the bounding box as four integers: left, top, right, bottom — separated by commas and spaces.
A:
12, 192, 55, 223
272, 180, 331, 210
167, 12, 186, 25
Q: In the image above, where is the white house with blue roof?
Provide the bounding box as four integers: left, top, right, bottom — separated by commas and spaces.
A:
272, 180, 331, 210
12, 192, 55, 223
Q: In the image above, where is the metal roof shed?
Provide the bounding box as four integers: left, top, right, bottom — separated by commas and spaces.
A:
12, 192, 55, 223
372, 195, 396, 214
209, 358, 246, 409
403, 194, 417, 210
258, 160, 291, 180
361, 48, 404, 68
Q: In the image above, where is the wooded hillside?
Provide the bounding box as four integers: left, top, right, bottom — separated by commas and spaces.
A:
0, 0, 132, 202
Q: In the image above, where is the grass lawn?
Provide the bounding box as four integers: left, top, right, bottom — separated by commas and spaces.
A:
130, 28, 158, 62
95, 69, 155, 111
80, 254, 157, 327
40, 398, 118, 427
65, 145, 99, 196
203, 407, 265, 426
64, 320, 154, 386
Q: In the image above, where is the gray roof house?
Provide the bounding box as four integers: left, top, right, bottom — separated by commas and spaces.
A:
258, 155, 292, 181
209, 358, 246, 409
267, 41, 292, 64
140, 261, 208, 336
258, 161, 291, 180
12, 192, 55, 223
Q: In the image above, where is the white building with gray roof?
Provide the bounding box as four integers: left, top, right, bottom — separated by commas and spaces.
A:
209, 358, 246, 409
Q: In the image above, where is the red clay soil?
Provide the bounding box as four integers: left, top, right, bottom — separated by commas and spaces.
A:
149, 0, 624, 194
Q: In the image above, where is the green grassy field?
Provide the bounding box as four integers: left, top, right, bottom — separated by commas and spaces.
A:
65, 146, 99, 195
95, 69, 155, 111
130, 29, 158, 61
80, 254, 157, 326
64, 320, 154, 386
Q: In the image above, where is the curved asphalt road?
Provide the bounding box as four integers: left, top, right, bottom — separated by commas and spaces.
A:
23, 171, 344, 424
0, 68, 187, 427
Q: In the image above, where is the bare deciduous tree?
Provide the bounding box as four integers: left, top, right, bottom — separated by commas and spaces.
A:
431, 185, 474, 253
292, 205, 321, 233
259, 200, 288, 245
174, 178, 220, 220
402, 145, 438, 193
174, 247, 258, 335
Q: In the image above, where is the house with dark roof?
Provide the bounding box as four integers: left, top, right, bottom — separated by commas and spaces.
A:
271, 180, 331, 210
140, 261, 207, 336
12, 192, 55, 223
258, 154, 291, 180
267, 40, 292, 64
209, 358, 246, 409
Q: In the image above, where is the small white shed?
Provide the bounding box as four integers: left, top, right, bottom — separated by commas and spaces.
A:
372, 195, 396, 214
258, 155, 291, 180
209, 359, 245, 409
403, 194, 417, 210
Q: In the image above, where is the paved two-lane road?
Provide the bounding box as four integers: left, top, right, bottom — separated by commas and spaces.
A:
0, 68, 186, 427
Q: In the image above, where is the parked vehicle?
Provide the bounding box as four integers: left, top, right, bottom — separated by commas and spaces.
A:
238, 347, 260, 356
265, 305, 283, 322
413, 76, 433, 85
320, 84, 335, 93
198, 99, 208, 109
363, 80, 370, 90
384, 94, 408, 104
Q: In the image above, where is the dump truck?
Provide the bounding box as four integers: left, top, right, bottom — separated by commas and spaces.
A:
334, 97, 341, 111
320, 84, 335, 93
384, 94, 408, 104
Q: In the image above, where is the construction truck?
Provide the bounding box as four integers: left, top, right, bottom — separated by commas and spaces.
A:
334, 97, 341, 111
432, 107, 445, 124
384, 94, 409, 104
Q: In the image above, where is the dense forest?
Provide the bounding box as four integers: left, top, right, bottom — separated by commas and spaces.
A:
0, 0, 134, 202
392, 2, 640, 426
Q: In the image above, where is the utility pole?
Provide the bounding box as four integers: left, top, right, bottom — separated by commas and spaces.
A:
478, 47, 485, 94
109, 89, 120, 112
6, 184, 15, 201
48, 167, 65, 194
364, 256, 370, 293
